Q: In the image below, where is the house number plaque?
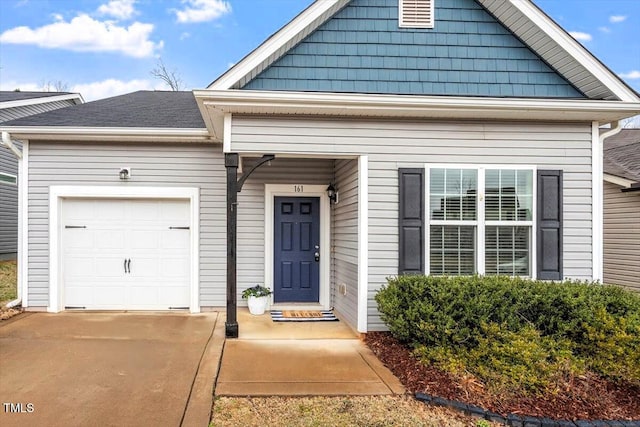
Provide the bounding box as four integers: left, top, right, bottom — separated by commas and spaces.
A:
294, 185, 304, 193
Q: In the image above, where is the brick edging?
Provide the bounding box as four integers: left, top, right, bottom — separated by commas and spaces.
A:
415, 392, 640, 427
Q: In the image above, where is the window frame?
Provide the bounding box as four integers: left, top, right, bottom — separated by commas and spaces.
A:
425, 164, 537, 278
0, 172, 17, 186
398, 0, 435, 29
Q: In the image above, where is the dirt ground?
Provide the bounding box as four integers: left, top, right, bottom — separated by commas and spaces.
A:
210, 396, 485, 427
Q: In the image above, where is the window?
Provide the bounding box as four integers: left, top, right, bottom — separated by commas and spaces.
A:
427, 166, 534, 276
0, 173, 17, 185
399, 0, 434, 28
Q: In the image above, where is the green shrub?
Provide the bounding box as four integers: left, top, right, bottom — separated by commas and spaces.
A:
375, 275, 640, 394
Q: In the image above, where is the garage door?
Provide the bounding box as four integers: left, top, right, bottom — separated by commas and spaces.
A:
61, 198, 190, 310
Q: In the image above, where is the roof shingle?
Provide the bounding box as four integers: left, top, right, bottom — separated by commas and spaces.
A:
1, 91, 205, 129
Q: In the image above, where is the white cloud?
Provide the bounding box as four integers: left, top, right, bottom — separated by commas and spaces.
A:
0, 78, 163, 101
619, 70, 640, 80
598, 26, 611, 33
569, 31, 592, 42
179, 32, 191, 40
609, 15, 627, 23
0, 14, 162, 58
173, 0, 231, 24
98, 0, 138, 20
71, 78, 163, 101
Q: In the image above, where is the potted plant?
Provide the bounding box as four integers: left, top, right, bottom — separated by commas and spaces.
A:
241, 285, 272, 315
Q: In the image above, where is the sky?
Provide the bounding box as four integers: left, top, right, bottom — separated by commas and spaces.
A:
0, 0, 639, 103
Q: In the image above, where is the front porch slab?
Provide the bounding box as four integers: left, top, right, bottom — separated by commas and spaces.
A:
215, 309, 404, 396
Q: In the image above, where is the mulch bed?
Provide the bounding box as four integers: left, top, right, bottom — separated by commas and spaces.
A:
365, 332, 640, 421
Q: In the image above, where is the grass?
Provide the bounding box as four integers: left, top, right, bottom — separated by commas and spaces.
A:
0, 260, 17, 306
210, 396, 480, 427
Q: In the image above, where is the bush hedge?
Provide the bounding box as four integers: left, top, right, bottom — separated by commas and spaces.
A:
375, 275, 640, 394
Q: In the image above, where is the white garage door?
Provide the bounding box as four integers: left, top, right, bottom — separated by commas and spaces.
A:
61, 198, 191, 310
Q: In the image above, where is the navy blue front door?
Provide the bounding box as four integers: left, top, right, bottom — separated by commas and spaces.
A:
274, 197, 320, 303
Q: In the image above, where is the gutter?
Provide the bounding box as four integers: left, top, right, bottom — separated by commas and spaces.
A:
0, 132, 22, 309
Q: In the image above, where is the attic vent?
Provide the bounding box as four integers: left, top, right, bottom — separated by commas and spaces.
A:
399, 0, 434, 28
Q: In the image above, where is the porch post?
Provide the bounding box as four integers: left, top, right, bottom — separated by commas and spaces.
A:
225, 153, 239, 338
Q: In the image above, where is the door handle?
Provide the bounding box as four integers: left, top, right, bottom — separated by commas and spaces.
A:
314, 252, 320, 262
127, 259, 131, 274
124, 259, 127, 274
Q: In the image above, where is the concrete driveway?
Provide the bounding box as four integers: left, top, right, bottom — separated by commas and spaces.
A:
0, 312, 224, 427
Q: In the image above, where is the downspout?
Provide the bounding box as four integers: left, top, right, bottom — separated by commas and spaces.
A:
1, 132, 23, 160
593, 121, 623, 284
1, 132, 23, 309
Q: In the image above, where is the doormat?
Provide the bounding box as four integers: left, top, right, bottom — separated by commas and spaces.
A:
270, 310, 339, 322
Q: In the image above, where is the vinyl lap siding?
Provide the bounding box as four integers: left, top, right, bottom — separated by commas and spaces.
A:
27, 142, 226, 308
231, 116, 593, 330
332, 159, 359, 328
0, 143, 20, 257
603, 181, 640, 292
0, 100, 77, 122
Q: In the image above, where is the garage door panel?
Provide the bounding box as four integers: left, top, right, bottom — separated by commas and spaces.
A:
62, 198, 191, 311
64, 230, 94, 250
96, 201, 126, 221
163, 230, 189, 250
96, 230, 127, 250
130, 230, 160, 250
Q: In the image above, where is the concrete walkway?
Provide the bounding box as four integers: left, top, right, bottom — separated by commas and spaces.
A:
0, 312, 224, 427
215, 309, 404, 396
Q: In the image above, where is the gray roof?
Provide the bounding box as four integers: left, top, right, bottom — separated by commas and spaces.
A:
1, 91, 205, 129
604, 129, 640, 183
0, 91, 76, 102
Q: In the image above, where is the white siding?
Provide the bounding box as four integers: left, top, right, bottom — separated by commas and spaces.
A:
603, 180, 640, 292
27, 142, 226, 308
231, 116, 594, 330
0, 100, 78, 122
332, 159, 359, 328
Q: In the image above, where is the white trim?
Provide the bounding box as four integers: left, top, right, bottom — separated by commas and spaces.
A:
209, 0, 349, 90
264, 184, 331, 310
47, 186, 200, 313
19, 141, 29, 307
357, 155, 368, 333
425, 164, 537, 277
223, 113, 232, 153
0, 93, 83, 109
501, 0, 639, 102
603, 173, 635, 188
0, 172, 17, 185
0, 126, 212, 142
195, 90, 640, 142
592, 122, 603, 282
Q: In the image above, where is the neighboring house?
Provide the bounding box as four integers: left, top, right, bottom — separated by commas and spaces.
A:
603, 129, 640, 292
1, 0, 639, 336
0, 92, 83, 261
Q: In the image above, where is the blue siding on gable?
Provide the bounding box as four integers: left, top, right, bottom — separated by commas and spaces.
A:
242, 0, 583, 98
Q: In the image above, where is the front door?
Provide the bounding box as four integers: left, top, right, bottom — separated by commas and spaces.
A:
274, 197, 320, 303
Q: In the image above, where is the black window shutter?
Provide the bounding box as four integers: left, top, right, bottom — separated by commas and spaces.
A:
537, 170, 563, 280
398, 168, 425, 275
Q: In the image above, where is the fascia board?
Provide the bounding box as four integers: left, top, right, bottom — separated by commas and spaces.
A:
502, 0, 639, 102
196, 90, 640, 122
0, 126, 214, 142
604, 173, 635, 188
0, 93, 84, 109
